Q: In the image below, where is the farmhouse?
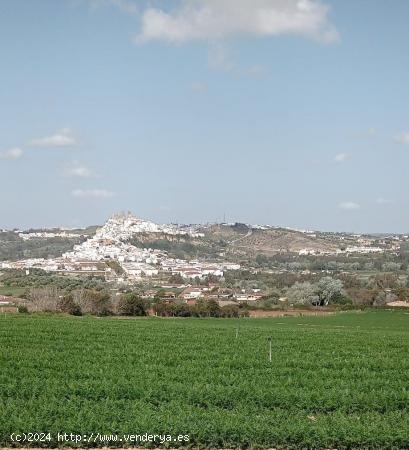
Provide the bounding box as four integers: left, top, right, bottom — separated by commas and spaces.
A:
180, 287, 203, 300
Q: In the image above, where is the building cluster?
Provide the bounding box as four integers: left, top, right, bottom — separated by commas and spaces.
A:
96, 213, 204, 240
142, 285, 265, 304
18, 231, 82, 240
1, 214, 238, 283
298, 246, 384, 256
161, 259, 240, 280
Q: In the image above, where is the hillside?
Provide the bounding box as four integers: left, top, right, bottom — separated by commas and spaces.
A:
127, 223, 339, 260
200, 223, 337, 257
3, 214, 400, 264
0, 226, 97, 262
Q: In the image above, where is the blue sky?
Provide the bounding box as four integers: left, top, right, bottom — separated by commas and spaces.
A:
1, 0, 409, 232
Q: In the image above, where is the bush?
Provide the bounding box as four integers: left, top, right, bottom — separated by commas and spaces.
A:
153, 299, 246, 318
58, 295, 82, 316
331, 295, 353, 305
171, 303, 191, 317
117, 293, 147, 316
17, 305, 29, 314
80, 289, 112, 316
29, 287, 60, 312
221, 304, 240, 317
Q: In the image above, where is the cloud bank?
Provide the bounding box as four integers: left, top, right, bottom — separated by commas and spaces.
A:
30, 128, 78, 148
71, 189, 115, 199
136, 0, 339, 44
339, 201, 360, 211
63, 161, 95, 178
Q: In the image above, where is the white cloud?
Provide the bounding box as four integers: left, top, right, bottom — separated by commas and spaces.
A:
71, 189, 115, 199
0, 147, 23, 160
71, 189, 115, 198
376, 197, 394, 205
339, 201, 360, 211
63, 162, 95, 178
334, 152, 349, 162
30, 128, 78, 148
135, 0, 339, 44
394, 132, 409, 146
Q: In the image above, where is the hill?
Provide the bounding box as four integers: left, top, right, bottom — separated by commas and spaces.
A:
200, 223, 337, 257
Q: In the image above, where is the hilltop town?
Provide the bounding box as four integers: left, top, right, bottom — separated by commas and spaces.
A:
1, 212, 409, 311
0, 213, 240, 284
1, 213, 406, 282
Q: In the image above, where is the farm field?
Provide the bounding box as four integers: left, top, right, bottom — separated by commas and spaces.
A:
2, 311, 409, 449
0, 286, 27, 297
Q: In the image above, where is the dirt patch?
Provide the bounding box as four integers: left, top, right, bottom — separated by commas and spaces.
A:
387, 301, 409, 308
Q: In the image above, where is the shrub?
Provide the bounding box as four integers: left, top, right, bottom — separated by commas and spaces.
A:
17, 305, 29, 314
29, 287, 60, 312
117, 293, 147, 316
220, 304, 240, 317
58, 295, 82, 316
80, 289, 112, 316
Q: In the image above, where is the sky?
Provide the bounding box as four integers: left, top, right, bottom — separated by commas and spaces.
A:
0, 0, 409, 232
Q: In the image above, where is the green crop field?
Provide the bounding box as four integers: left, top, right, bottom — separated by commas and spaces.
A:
2, 311, 409, 449
0, 286, 27, 297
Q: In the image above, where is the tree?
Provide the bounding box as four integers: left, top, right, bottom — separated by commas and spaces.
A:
80, 289, 112, 316
396, 287, 409, 302
346, 287, 378, 306
192, 299, 221, 317
58, 294, 82, 316
369, 273, 399, 290
153, 300, 171, 317
206, 299, 222, 317
286, 282, 318, 306
169, 273, 184, 285
171, 303, 191, 317
381, 262, 402, 272
315, 277, 344, 306
220, 304, 240, 317
29, 287, 60, 312
117, 293, 147, 316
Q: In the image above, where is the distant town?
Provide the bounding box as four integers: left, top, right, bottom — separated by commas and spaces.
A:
1, 212, 409, 312
1, 213, 240, 282
1, 213, 406, 282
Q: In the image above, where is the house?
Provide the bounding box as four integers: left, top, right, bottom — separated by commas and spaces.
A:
235, 290, 265, 302
179, 287, 203, 300
141, 290, 157, 299
217, 288, 234, 299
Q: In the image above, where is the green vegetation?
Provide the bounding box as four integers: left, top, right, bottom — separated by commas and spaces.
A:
0, 233, 79, 261
0, 269, 106, 296
0, 285, 27, 297
0, 227, 97, 261
117, 293, 147, 316
154, 299, 244, 317
2, 311, 409, 449
129, 234, 225, 260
